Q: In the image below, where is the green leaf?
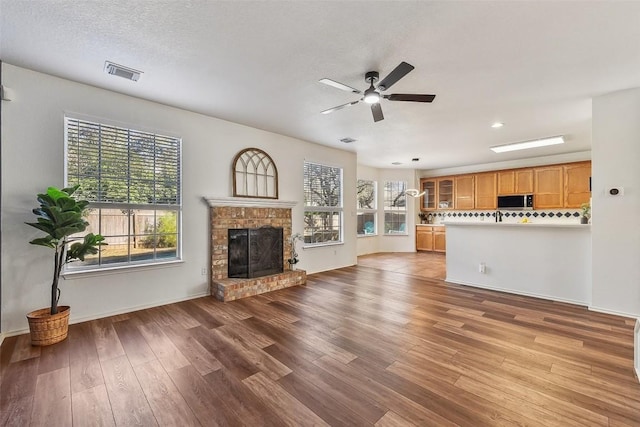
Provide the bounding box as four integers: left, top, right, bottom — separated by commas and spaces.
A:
46, 186, 68, 202
67, 233, 106, 262
32, 208, 53, 220
29, 236, 57, 248
25, 221, 56, 235
55, 197, 76, 211
61, 184, 80, 196
52, 224, 87, 239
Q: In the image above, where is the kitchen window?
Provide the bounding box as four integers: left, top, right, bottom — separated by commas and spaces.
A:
383, 180, 407, 235
64, 117, 182, 271
357, 179, 377, 236
303, 161, 343, 245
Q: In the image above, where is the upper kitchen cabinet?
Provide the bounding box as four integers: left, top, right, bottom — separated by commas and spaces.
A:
564, 161, 591, 208
534, 165, 564, 208
437, 177, 454, 210
420, 178, 436, 211
455, 175, 475, 209
497, 169, 533, 195
475, 172, 497, 209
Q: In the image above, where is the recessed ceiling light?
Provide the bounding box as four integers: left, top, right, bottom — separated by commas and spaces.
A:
490, 136, 564, 153
491, 122, 504, 128
391, 162, 402, 165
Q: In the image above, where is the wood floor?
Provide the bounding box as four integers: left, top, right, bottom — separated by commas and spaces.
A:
1, 252, 639, 426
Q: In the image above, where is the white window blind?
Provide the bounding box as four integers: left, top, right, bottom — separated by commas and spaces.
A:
65, 117, 182, 270
383, 180, 407, 235
303, 162, 343, 245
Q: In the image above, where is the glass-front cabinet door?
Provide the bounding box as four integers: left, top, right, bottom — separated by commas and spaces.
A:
420, 178, 436, 210
437, 178, 454, 209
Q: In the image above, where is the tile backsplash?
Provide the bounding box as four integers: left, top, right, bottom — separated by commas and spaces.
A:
423, 209, 585, 225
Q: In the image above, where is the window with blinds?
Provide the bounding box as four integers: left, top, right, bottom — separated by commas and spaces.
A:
383, 181, 407, 235
303, 162, 343, 245
357, 179, 377, 236
65, 117, 182, 270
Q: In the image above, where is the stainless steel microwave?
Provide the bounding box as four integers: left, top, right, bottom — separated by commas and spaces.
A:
497, 194, 534, 210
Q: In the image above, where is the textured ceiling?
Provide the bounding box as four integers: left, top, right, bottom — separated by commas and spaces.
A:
2, 1, 640, 169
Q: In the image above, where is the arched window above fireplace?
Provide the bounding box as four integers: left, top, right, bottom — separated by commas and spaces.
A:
232, 148, 278, 199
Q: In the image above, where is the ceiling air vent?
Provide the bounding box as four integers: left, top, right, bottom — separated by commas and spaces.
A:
340, 137, 356, 144
104, 61, 142, 82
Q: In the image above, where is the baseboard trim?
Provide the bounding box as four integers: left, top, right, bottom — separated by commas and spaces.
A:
635, 319, 640, 383
1, 291, 210, 338
587, 305, 640, 319
444, 277, 588, 307
0, 332, 5, 347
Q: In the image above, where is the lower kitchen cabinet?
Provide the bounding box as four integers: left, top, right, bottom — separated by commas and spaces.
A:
433, 228, 446, 252
416, 225, 446, 253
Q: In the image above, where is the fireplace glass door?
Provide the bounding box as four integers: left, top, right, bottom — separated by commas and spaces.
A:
228, 227, 283, 278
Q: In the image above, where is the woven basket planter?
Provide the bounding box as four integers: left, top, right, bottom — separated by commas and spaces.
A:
26, 305, 70, 346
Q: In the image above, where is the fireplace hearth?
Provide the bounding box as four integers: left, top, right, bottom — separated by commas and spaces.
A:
228, 226, 283, 278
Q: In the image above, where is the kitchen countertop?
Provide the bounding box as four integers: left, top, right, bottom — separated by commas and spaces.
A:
416, 223, 445, 227
443, 221, 589, 228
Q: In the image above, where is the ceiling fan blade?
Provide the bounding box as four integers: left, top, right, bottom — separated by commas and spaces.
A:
319, 78, 361, 94
377, 62, 414, 91
371, 103, 384, 122
321, 100, 361, 115
384, 94, 436, 103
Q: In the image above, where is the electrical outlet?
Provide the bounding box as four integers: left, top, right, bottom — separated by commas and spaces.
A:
479, 263, 486, 274
201, 267, 207, 276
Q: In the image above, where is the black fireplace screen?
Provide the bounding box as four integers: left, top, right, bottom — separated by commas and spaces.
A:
228, 226, 283, 278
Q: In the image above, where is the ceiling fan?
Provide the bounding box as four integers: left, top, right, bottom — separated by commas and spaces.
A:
319, 61, 435, 122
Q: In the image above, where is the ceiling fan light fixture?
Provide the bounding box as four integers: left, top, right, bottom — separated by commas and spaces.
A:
490, 135, 564, 153
363, 87, 380, 104
406, 189, 426, 198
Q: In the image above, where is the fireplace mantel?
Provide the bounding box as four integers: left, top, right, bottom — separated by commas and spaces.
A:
203, 197, 297, 208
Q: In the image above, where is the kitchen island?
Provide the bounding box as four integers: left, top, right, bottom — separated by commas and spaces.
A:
444, 222, 591, 305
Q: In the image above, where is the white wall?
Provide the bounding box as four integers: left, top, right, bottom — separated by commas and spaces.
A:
1, 64, 357, 335
446, 223, 591, 305
591, 88, 640, 317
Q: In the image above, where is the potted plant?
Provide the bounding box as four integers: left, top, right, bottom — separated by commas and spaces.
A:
25, 185, 105, 345
287, 232, 303, 270
580, 202, 591, 224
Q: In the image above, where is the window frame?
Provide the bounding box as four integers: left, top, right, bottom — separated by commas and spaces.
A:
356, 179, 377, 237
303, 161, 344, 247
63, 116, 183, 272
383, 180, 408, 236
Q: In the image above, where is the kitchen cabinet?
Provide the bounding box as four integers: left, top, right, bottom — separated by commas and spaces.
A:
416, 226, 434, 250
418, 161, 589, 211
416, 226, 445, 252
564, 162, 591, 208
475, 172, 497, 209
455, 175, 475, 209
497, 169, 533, 195
420, 178, 436, 211
437, 178, 454, 210
433, 228, 446, 252
534, 165, 564, 208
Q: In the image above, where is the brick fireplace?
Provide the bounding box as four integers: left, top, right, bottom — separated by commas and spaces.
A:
205, 197, 306, 301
